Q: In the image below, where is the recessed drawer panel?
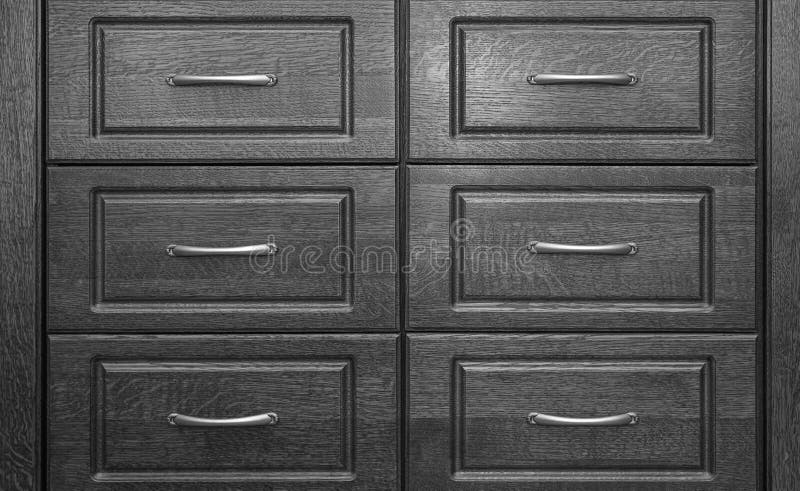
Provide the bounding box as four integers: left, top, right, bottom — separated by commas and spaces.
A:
47, 0, 396, 161
96, 20, 351, 134
48, 167, 397, 331
410, 0, 757, 162
408, 334, 757, 489
458, 20, 708, 134
459, 190, 707, 302
408, 166, 755, 331
49, 334, 398, 488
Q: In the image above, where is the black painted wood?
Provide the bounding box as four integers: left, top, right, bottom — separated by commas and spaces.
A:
407, 333, 758, 489
409, 0, 758, 162
408, 166, 756, 331
46, 0, 397, 162
48, 334, 399, 489
0, 0, 41, 487
47, 166, 398, 332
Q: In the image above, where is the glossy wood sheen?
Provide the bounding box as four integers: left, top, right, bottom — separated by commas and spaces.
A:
48, 334, 398, 488
47, 0, 396, 162
408, 166, 756, 331
409, 0, 757, 162
407, 334, 757, 489
48, 167, 397, 331
0, 0, 41, 485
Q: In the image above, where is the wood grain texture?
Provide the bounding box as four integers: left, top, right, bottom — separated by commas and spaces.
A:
47, 0, 396, 162
407, 333, 758, 489
458, 20, 708, 133
768, 0, 800, 484
48, 166, 398, 332
0, 0, 40, 487
457, 360, 709, 472
95, 20, 352, 134
457, 190, 708, 302
408, 166, 756, 331
409, 0, 757, 162
48, 334, 398, 489
96, 191, 351, 302
96, 361, 354, 475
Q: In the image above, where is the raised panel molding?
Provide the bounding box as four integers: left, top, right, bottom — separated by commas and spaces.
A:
90, 18, 354, 137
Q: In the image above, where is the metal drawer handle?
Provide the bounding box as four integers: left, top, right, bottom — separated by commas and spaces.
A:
166, 74, 278, 87
527, 73, 638, 86
166, 243, 278, 257
528, 412, 639, 426
168, 412, 278, 427
528, 241, 637, 255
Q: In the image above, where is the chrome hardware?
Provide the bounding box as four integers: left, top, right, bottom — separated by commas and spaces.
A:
167, 412, 278, 427
527, 73, 638, 86
527, 412, 639, 426
166, 243, 278, 257
166, 74, 278, 87
527, 241, 638, 255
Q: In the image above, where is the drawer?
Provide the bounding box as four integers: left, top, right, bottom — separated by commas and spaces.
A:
410, 0, 757, 162
408, 166, 755, 330
47, 0, 395, 161
48, 167, 397, 331
408, 334, 757, 489
49, 334, 397, 489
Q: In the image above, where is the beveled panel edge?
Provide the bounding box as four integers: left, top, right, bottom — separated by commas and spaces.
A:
90, 358, 356, 481
449, 357, 714, 480
449, 186, 713, 310
90, 17, 354, 138
89, 188, 355, 312
449, 17, 713, 138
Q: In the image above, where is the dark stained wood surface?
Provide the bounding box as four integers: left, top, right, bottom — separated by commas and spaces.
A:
458, 21, 707, 133
768, 0, 800, 484
47, 0, 397, 162
48, 167, 398, 332
48, 334, 398, 489
409, 0, 758, 162
0, 0, 41, 487
96, 20, 351, 133
459, 361, 708, 471
408, 166, 756, 331
407, 333, 758, 489
0, 0, 784, 484
457, 190, 707, 302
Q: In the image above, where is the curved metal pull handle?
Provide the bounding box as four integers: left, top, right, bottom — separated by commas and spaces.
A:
528, 241, 638, 255
528, 412, 639, 426
527, 73, 638, 86
168, 412, 278, 427
166, 74, 278, 87
166, 243, 278, 257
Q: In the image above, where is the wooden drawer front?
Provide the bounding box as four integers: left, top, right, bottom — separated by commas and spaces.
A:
97, 20, 351, 134
47, 0, 395, 161
410, 0, 757, 162
408, 334, 757, 489
458, 21, 708, 134
49, 334, 398, 489
408, 166, 755, 331
48, 167, 396, 331
459, 190, 707, 302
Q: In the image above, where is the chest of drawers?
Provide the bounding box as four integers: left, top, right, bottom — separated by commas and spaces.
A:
6, 0, 800, 487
